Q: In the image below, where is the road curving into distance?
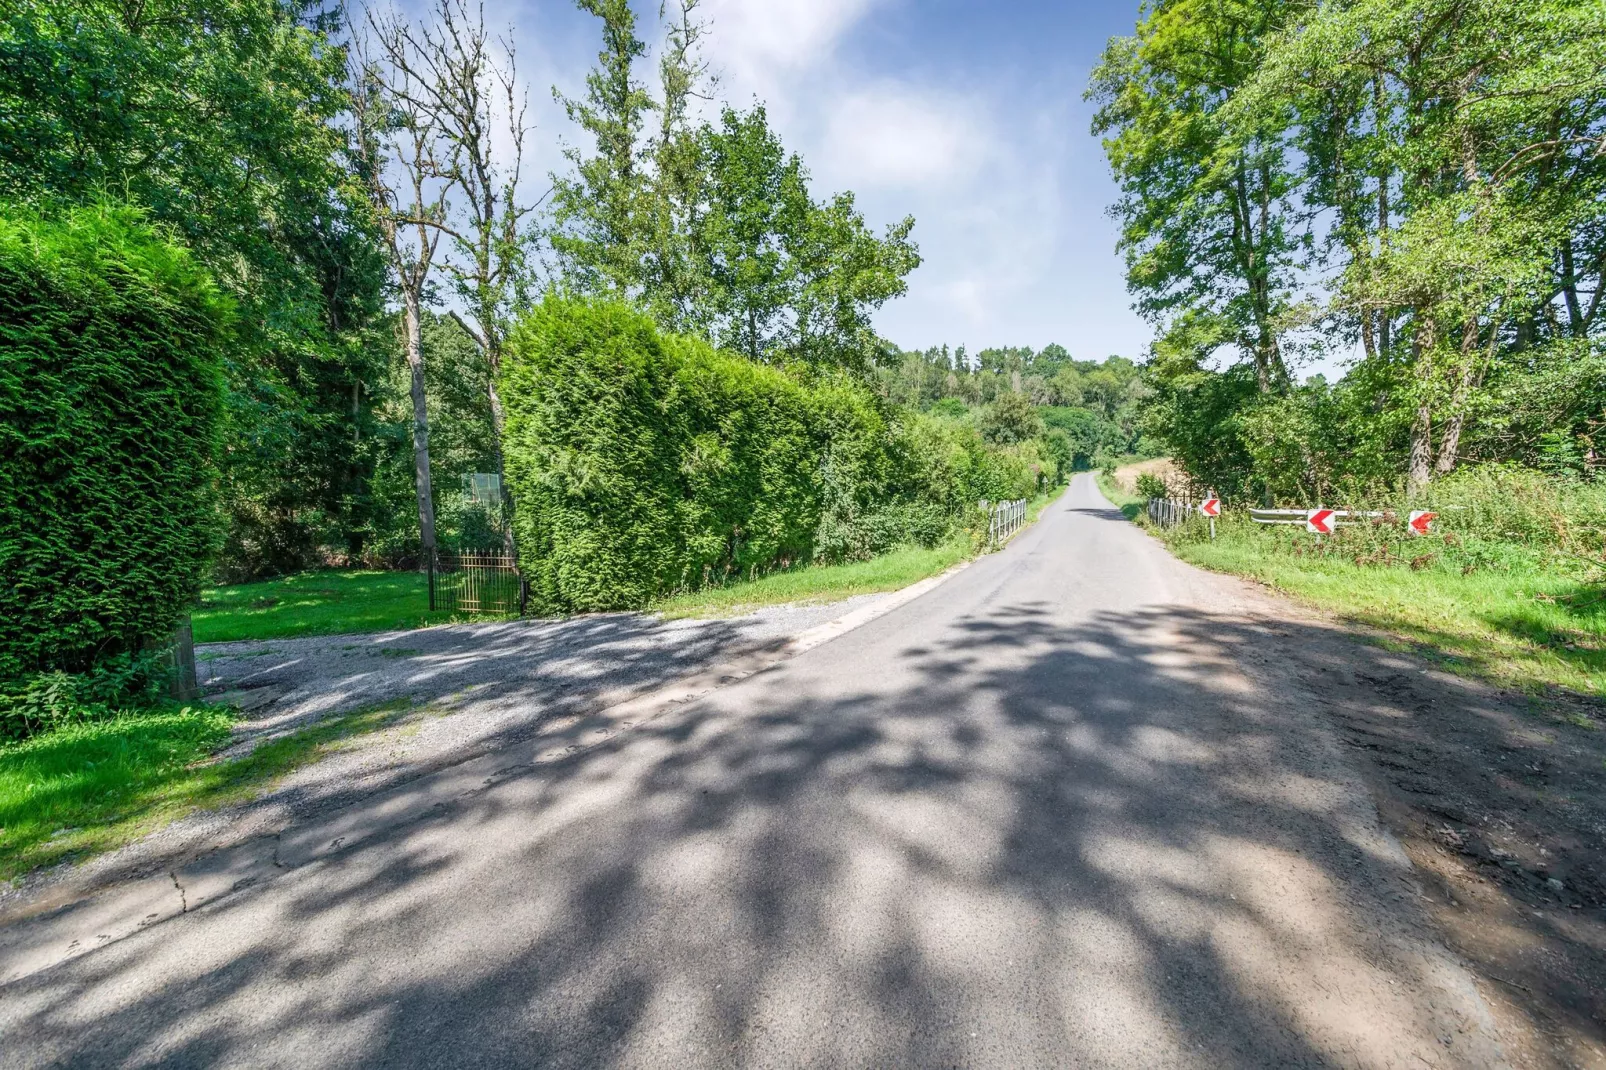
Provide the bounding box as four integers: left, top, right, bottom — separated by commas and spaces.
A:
0, 473, 1508, 1069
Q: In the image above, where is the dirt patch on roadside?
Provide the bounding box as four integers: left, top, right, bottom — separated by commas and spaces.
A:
1111, 457, 1179, 495
1241, 591, 1606, 1068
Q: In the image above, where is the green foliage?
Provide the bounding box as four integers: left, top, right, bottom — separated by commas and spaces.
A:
876, 343, 1147, 483
0, 204, 228, 692
1102, 0, 1606, 498
504, 297, 855, 610
359, 314, 504, 567
1135, 473, 1170, 500
549, 0, 657, 295
979, 391, 1044, 445
1, 0, 394, 579
1088, 0, 1301, 391
550, 3, 919, 372
500, 297, 1037, 613
0, 652, 174, 744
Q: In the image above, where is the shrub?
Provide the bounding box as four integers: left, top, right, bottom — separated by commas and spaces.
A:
0, 204, 229, 685
0, 651, 173, 743
1135, 472, 1169, 500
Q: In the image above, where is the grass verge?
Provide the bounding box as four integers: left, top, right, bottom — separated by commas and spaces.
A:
1095, 470, 1146, 520
659, 483, 1070, 619
655, 536, 972, 619
1159, 519, 1606, 700
0, 699, 416, 881
193, 570, 501, 643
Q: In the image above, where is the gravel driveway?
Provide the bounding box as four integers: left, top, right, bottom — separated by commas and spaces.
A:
200, 596, 888, 810
2, 597, 886, 909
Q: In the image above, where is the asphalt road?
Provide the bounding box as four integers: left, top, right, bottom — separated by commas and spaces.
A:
0, 475, 1507, 1068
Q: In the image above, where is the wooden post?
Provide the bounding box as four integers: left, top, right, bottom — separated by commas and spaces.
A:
169, 616, 198, 701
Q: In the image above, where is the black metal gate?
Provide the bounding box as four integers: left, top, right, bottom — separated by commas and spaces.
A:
429, 550, 527, 616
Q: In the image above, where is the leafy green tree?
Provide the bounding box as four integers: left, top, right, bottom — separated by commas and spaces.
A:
696, 107, 920, 371
1236, 0, 1606, 486
549, 0, 655, 295
979, 390, 1045, 445
550, 3, 919, 372
1089, 0, 1303, 394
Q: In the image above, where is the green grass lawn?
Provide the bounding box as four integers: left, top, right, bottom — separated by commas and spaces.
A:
1166, 524, 1606, 700
0, 699, 417, 881
196, 488, 1072, 637
192, 570, 494, 643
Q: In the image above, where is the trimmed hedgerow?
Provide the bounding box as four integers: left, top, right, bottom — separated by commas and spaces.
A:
0, 204, 229, 684
500, 296, 1047, 613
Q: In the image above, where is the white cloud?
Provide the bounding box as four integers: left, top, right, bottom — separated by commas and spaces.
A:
819, 86, 986, 191
700, 0, 882, 91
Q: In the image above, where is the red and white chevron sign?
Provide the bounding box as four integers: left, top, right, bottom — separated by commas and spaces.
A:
1305, 508, 1336, 535
1408, 510, 1437, 535
1200, 498, 1221, 518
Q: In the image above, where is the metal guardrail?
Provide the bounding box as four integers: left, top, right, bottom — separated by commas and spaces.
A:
1248, 508, 1384, 527
429, 549, 527, 615
1144, 496, 1441, 539
986, 499, 1027, 548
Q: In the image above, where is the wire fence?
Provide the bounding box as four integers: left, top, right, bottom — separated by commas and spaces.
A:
987, 499, 1028, 548
429, 549, 527, 616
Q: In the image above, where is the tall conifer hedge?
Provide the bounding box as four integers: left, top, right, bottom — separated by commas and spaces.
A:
501, 298, 907, 612
0, 205, 229, 681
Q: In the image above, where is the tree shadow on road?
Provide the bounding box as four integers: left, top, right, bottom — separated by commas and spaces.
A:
10, 596, 1601, 1067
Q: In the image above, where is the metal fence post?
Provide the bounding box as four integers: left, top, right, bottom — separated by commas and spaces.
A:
428, 549, 437, 612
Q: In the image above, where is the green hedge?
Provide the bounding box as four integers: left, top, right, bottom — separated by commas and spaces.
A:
502, 297, 1040, 613
0, 204, 228, 682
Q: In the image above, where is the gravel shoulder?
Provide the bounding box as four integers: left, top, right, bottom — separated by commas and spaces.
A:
1231, 590, 1606, 1070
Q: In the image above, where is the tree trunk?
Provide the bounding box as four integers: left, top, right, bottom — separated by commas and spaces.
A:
1561, 239, 1585, 336
1407, 315, 1435, 490
404, 295, 437, 558
1437, 315, 1491, 476
485, 362, 518, 561
1375, 76, 1392, 358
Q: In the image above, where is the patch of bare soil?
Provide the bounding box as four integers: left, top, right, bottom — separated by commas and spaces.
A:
1248, 594, 1606, 1069
1111, 457, 1179, 495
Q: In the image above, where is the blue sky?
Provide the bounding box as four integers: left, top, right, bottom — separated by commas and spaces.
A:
495, 0, 1152, 361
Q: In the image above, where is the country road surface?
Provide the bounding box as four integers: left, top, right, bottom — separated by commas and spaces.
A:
0, 474, 1507, 1068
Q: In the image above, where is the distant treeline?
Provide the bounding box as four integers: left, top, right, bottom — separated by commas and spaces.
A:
873, 345, 1155, 468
